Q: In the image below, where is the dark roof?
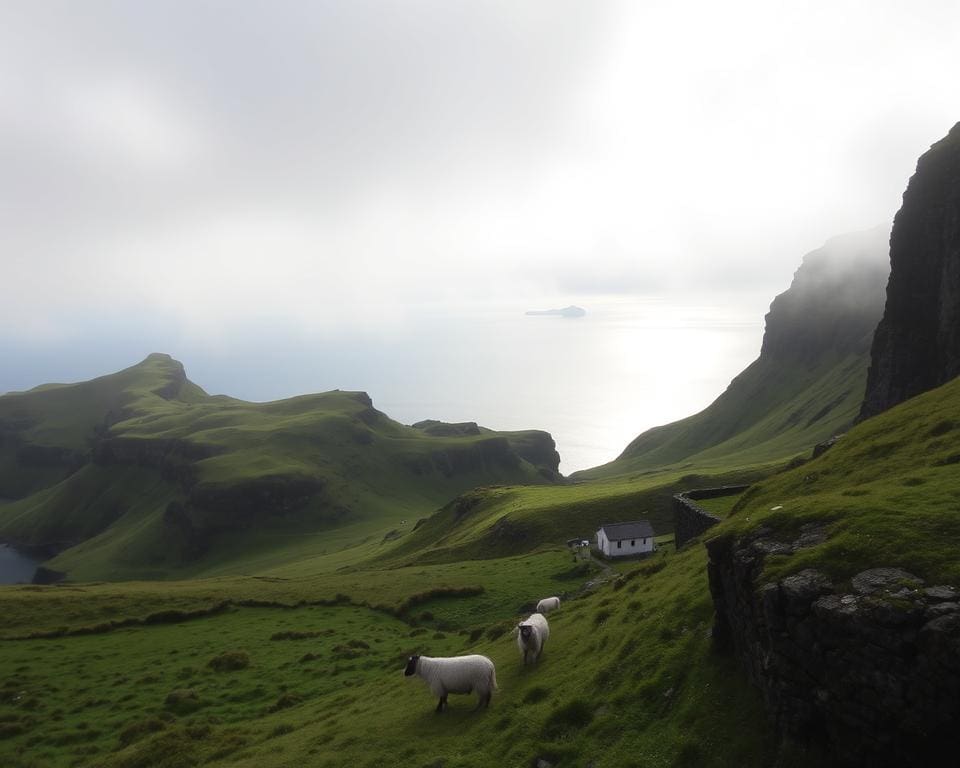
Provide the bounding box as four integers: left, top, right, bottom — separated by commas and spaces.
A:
598, 520, 654, 540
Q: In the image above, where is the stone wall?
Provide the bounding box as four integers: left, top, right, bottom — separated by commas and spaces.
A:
707, 527, 960, 766
673, 485, 750, 548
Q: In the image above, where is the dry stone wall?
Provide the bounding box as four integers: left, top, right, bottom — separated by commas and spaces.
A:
706, 527, 960, 766
673, 485, 749, 548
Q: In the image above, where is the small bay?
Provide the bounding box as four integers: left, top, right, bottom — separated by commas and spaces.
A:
0, 543, 40, 584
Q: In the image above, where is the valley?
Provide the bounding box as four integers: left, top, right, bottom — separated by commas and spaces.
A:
2, 123, 960, 768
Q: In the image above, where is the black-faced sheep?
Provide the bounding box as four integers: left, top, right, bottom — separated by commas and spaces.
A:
404, 654, 497, 712
536, 596, 560, 613
517, 612, 550, 665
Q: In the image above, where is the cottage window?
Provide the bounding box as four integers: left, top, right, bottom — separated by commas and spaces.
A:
631, 540, 635, 546
617, 540, 622, 549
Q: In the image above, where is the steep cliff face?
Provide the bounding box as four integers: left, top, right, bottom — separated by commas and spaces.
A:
578, 227, 890, 478
861, 122, 960, 418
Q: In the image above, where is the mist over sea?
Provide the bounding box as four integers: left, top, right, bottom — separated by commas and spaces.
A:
363, 298, 766, 473
1, 297, 767, 475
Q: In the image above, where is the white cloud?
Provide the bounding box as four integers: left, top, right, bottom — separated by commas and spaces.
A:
1, 0, 959, 340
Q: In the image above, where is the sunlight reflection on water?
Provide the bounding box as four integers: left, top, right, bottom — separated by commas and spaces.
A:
371, 297, 765, 473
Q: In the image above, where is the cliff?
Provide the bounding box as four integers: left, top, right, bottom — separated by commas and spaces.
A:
861, 122, 960, 418
577, 227, 890, 478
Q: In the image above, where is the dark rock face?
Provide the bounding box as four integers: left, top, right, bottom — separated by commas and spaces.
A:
707, 530, 960, 766
861, 122, 960, 418
760, 229, 891, 366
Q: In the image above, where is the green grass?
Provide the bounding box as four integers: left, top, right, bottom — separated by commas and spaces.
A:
0, 541, 779, 768
0, 355, 561, 581
711, 375, 960, 586
691, 492, 745, 519
385, 466, 769, 567
578, 350, 869, 481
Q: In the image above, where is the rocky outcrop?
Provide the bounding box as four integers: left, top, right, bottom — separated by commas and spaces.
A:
707, 528, 960, 766
861, 122, 960, 418
92, 437, 218, 485
412, 420, 482, 437
404, 431, 561, 481
760, 230, 890, 366
503, 430, 562, 480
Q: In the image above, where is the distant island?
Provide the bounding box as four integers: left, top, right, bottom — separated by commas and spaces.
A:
525, 305, 586, 318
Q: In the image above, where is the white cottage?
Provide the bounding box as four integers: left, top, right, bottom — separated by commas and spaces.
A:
595, 520, 655, 557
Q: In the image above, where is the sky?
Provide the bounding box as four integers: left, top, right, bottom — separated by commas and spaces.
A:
2, 1, 959, 469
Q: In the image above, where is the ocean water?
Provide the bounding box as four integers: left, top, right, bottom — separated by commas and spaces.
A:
357, 297, 767, 473
0, 543, 39, 584
1, 296, 768, 475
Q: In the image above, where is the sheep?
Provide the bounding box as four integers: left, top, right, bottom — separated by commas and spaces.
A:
403, 654, 497, 712
517, 612, 550, 665
536, 596, 561, 614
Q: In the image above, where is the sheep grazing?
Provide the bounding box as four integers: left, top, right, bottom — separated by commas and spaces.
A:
536, 596, 560, 614
517, 612, 550, 665
403, 654, 497, 712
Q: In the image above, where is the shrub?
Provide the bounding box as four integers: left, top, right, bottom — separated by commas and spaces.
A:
270, 629, 332, 641
119, 717, 167, 747
163, 689, 203, 715
593, 609, 611, 627
208, 650, 251, 672
541, 699, 593, 739
0, 722, 25, 740
522, 686, 549, 704
269, 693, 304, 712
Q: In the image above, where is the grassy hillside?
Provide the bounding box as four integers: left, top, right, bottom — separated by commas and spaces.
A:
577, 228, 890, 481
0, 538, 786, 768
384, 466, 769, 566
717, 373, 960, 586
3, 371, 957, 767
0, 355, 561, 581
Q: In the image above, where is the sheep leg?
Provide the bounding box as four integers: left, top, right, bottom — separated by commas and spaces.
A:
474, 691, 491, 710
435, 694, 447, 713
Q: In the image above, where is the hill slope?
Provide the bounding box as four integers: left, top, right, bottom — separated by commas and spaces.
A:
0, 354, 560, 580
577, 227, 890, 479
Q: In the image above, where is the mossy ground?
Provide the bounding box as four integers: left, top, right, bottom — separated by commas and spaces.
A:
721, 375, 960, 585
0, 543, 782, 768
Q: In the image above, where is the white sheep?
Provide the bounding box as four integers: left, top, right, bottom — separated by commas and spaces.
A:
517, 612, 550, 665
536, 596, 560, 614
403, 654, 497, 712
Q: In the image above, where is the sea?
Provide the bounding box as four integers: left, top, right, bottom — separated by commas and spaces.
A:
1, 296, 769, 477
0, 543, 39, 585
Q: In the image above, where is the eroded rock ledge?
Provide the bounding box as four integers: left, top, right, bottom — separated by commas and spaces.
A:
707, 527, 960, 766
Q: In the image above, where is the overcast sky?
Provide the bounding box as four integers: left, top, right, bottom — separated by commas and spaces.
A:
2, 1, 960, 459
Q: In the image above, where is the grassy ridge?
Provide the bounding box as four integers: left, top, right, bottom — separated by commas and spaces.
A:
0, 355, 561, 580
